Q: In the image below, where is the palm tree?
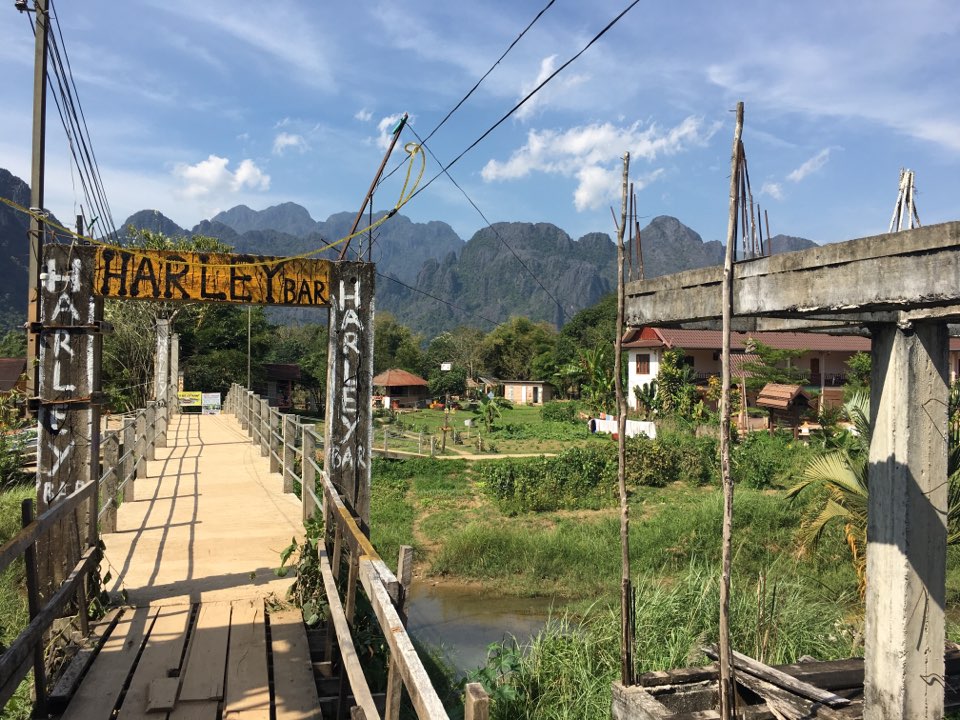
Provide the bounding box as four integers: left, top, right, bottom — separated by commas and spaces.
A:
789, 386, 960, 594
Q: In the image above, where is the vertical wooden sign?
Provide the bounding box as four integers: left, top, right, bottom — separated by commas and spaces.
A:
36, 244, 96, 599
324, 262, 375, 532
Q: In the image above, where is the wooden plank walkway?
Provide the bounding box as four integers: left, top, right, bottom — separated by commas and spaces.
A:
58, 413, 321, 720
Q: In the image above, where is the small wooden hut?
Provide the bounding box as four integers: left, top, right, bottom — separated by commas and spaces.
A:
756, 383, 811, 429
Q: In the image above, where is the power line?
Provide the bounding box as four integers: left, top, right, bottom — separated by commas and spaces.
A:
377, 0, 555, 189
406, 123, 569, 323
375, 271, 498, 328
408, 0, 641, 203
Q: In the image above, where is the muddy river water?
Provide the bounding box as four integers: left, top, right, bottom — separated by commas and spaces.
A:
405, 580, 561, 675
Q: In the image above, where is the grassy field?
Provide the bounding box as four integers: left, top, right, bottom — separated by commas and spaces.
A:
0, 483, 35, 720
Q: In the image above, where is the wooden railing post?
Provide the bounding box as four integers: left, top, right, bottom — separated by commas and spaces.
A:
269, 408, 280, 474
145, 401, 157, 461
282, 415, 295, 494
302, 426, 317, 523
155, 395, 167, 449
385, 545, 414, 720
21, 499, 47, 718
102, 432, 119, 534
122, 417, 136, 501
135, 410, 147, 480
464, 683, 490, 720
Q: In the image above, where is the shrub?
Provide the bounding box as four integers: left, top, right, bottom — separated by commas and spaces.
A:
479, 445, 617, 513
623, 431, 718, 488
733, 431, 812, 489
539, 401, 578, 424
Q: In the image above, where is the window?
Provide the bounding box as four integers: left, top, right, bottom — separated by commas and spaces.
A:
636, 353, 650, 375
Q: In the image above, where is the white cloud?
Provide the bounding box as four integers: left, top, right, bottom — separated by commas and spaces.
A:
355, 109, 373, 122
273, 132, 308, 155
173, 155, 270, 199
787, 148, 830, 183
482, 117, 717, 210
375, 113, 411, 150
760, 182, 783, 200
515, 55, 589, 121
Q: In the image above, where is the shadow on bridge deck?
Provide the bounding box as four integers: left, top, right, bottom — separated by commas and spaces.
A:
102, 413, 304, 606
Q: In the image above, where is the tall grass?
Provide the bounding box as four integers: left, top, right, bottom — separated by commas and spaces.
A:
483, 564, 860, 720
1, 483, 34, 720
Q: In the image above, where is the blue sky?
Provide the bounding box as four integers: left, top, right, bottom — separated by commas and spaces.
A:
1, 0, 958, 246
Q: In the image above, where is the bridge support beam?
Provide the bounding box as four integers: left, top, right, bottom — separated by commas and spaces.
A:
154, 319, 168, 448
865, 321, 948, 720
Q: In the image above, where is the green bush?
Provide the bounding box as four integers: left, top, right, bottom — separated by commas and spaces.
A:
490, 421, 591, 441
479, 445, 617, 513
623, 431, 718, 488
732, 431, 812, 489
539, 401, 578, 424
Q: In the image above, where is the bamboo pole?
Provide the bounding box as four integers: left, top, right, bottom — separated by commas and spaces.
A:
719, 101, 744, 720
614, 152, 634, 686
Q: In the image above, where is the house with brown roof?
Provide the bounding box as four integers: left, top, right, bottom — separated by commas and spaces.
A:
373, 368, 430, 409
501, 379, 553, 406
622, 327, 872, 411
0, 358, 27, 395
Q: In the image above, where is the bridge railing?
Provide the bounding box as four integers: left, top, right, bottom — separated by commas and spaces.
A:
224, 383, 490, 720
0, 400, 162, 714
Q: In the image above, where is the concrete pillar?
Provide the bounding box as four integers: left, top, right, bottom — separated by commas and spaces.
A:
169, 333, 179, 415
865, 321, 948, 720
154, 320, 169, 448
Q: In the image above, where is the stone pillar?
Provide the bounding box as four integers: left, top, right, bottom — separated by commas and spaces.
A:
154, 319, 169, 448
865, 321, 948, 720
169, 333, 179, 415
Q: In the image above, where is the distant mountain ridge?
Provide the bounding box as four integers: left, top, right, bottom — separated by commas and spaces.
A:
0, 169, 820, 334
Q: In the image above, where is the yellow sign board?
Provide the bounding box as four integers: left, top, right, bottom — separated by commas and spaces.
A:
178, 391, 202, 407
94, 248, 331, 306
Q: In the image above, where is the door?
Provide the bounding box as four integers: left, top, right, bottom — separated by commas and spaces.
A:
810, 358, 821, 385
533, 386, 539, 404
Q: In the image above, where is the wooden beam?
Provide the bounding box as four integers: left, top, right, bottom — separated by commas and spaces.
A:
317, 547, 381, 720
358, 558, 449, 719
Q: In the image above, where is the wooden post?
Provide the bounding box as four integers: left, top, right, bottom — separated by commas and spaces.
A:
718, 100, 745, 720
260, 399, 270, 457
122, 418, 136, 501
324, 262, 375, 533
169, 333, 180, 415
21, 500, 47, 717
385, 545, 414, 720
247, 391, 256, 440
145, 401, 157, 462
36, 244, 95, 600
302, 425, 317, 522
269, 408, 280, 473
102, 432, 119, 534
464, 683, 490, 720
613, 152, 634, 686
282, 415, 295, 493
337, 550, 361, 720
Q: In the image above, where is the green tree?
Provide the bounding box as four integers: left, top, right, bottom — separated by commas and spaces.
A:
579, 346, 615, 414
374, 313, 423, 375
428, 366, 467, 398
473, 395, 513, 433
0, 330, 26, 357
740, 339, 808, 390
480, 317, 556, 380
655, 348, 698, 417
268, 324, 328, 410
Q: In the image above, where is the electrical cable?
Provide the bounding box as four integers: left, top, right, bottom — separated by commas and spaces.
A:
407, 0, 641, 203
377, 0, 556, 188
375, 271, 498, 328
406, 123, 569, 322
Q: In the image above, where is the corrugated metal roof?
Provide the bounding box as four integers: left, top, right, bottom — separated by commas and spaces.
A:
0, 358, 26, 392
373, 368, 429, 387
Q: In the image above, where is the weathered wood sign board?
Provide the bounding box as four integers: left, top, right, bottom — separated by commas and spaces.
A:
93, 247, 332, 307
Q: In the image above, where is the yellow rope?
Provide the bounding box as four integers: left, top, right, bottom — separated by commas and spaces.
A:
0, 142, 425, 270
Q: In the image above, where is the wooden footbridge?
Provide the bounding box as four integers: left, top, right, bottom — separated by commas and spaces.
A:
0, 385, 489, 720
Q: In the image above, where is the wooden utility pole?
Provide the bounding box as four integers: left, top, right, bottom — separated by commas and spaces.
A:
718, 101, 744, 720
26, 0, 51, 410
614, 152, 634, 686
